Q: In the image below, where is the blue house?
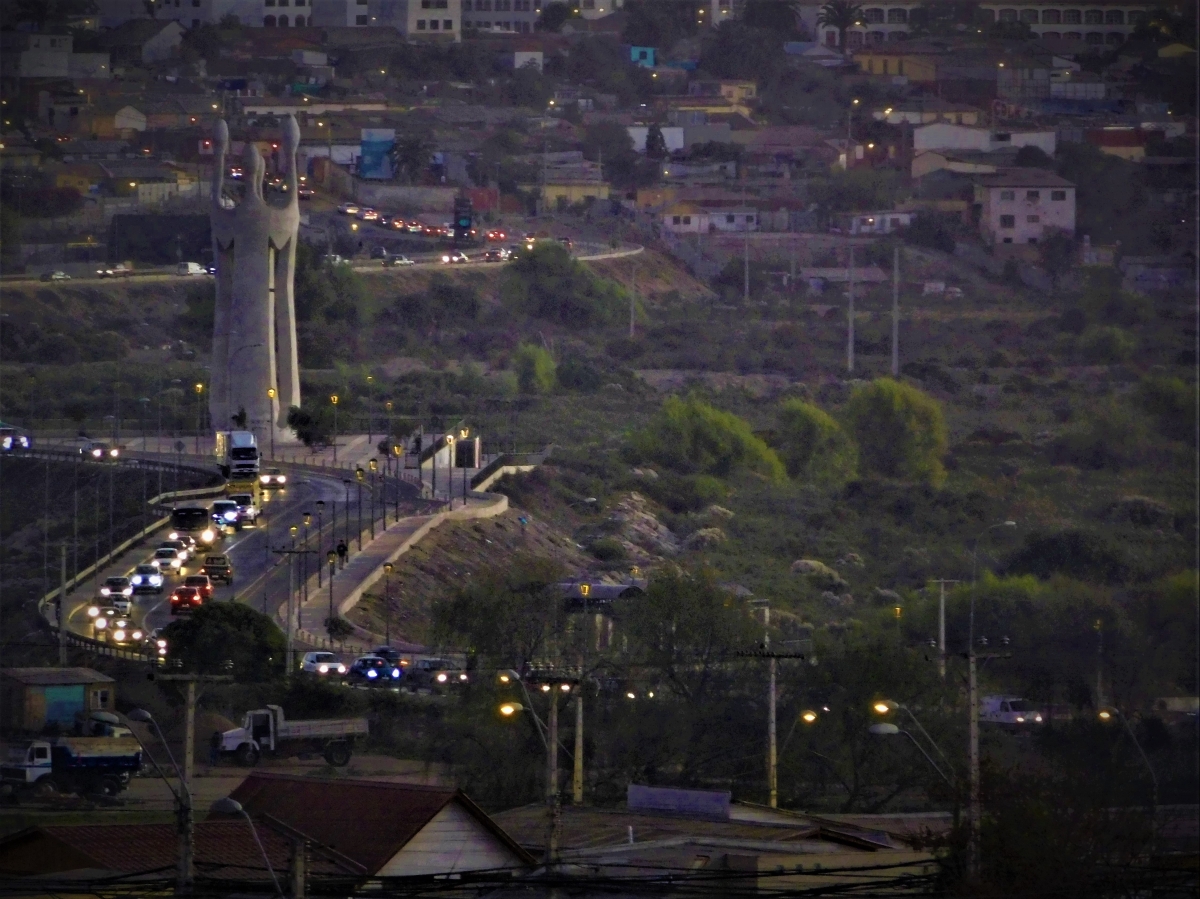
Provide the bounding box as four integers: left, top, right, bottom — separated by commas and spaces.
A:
629, 46, 656, 68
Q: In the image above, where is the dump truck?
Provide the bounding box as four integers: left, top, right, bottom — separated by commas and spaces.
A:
217, 704, 369, 767
0, 736, 142, 798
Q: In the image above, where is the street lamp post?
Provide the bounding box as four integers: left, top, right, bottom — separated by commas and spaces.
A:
193, 382, 204, 455
330, 394, 339, 464
445, 434, 456, 509
382, 562, 394, 648
368, 458, 378, 537
1099, 707, 1159, 813
366, 374, 374, 445
327, 550, 337, 635
355, 468, 364, 550
210, 797, 283, 897
127, 708, 194, 893
315, 500, 325, 587
342, 479, 351, 554
967, 520, 1017, 882
266, 387, 276, 461
302, 511, 312, 604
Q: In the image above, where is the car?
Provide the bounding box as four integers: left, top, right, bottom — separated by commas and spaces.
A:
229, 165, 244, 180
228, 493, 259, 524
169, 586, 202, 615
199, 554, 233, 585
485, 230, 507, 242
297, 187, 315, 199
81, 441, 119, 460
302, 651, 347, 675
159, 539, 191, 562
405, 658, 467, 692
321, 254, 349, 266
390, 218, 406, 230
183, 574, 214, 600
440, 251, 469, 264
347, 655, 403, 685
40, 270, 70, 281
483, 248, 509, 263
382, 254, 414, 267
337, 203, 360, 215
211, 499, 240, 528
377, 215, 392, 227
406, 221, 424, 233
205, 264, 217, 275
369, 246, 389, 259
259, 467, 287, 488
97, 264, 133, 278
106, 617, 143, 645
371, 647, 406, 666
99, 576, 133, 602
357, 208, 379, 221
981, 695, 1045, 728
152, 547, 184, 573
131, 564, 164, 595
557, 237, 573, 250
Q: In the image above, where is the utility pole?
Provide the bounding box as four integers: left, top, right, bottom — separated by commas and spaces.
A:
58, 546, 67, 666
546, 689, 560, 865
629, 259, 637, 338
273, 546, 316, 676
891, 244, 900, 377
573, 687, 584, 805
929, 579, 959, 680
847, 244, 856, 374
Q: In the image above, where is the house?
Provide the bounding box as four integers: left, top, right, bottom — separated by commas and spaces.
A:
0, 668, 115, 733
363, 0, 462, 39
1085, 127, 1151, 160
846, 210, 915, 234
68, 52, 112, 79
783, 41, 846, 67
977, 1, 1153, 46
51, 162, 111, 196
662, 203, 710, 234
227, 772, 535, 876
914, 122, 1056, 156
708, 206, 759, 232
460, 0, 539, 34
97, 20, 184, 65
873, 99, 982, 126
973, 168, 1075, 247
628, 125, 685, 154
0, 33, 74, 79
852, 44, 946, 82
629, 45, 656, 67
789, 0, 922, 47
510, 50, 544, 72
0, 819, 362, 881
1120, 255, 1194, 292
911, 148, 1016, 178
687, 79, 757, 104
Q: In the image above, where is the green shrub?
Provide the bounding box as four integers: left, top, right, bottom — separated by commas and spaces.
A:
1048, 400, 1146, 470
557, 357, 604, 392
1138, 374, 1197, 444
1078, 325, 1136, 364
590, 537, 627, 561
844, 379, 948, 486
512, 343, 557, 394
629, 395, 786, 481
774, 398, 857, 483
639, 472, 730, 514
501, 242, 625, 327
1006, 530, 1130, 584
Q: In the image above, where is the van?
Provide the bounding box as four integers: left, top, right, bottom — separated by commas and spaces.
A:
177, 262, 206, 276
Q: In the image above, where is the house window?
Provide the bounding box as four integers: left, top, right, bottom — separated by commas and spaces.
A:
1084, 9, 1102, 23
726, 214, 735, 223
1041, 9, 1060, 24
356, 13, 367, 22
422, 0, 431, 6
998, 8, 1017, 22
417, 18, 426, 27
1063, 9, 1081, 23
464, 0, 471, 8
279, 0, 287, 5
430, 18, 439, 27
279, 13, 288, 23
91, 689, 110, 708
1019, 9, 1038, 23
672, 215, 681, 224
1000, 190, 1015, 200
1026, 190, 1039, 200
444, 18, 453, 28
682, 216, 691, 225
887, 7, 906, 23
264, 14, 276, 23
1105, 9, 1123, 24
1002, 237, 1013, 243
999, 215, 1015, 228
1027, 214, 1040, 223
863, 7, 884, 23
1051, 190, 1066, 201
265, 0, 275, 5
295, 14, 305, 22
1028, 237, 1038, 244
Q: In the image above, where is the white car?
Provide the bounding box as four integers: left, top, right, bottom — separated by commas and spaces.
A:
228, 493, 260, 524
338, 203, 360, 215
131, 564, 165, 595
302, 652, 347, 676
440, 251, 469, 264
152, 547, 184, 572
980, 695, 1044, 727
259, 467, 287, 488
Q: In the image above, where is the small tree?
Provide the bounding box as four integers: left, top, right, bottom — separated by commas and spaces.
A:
231, 407, 248, 428
844, 378, 948, 485
1038, 228, 1076, 290
645, 124, 669, 160
775, 398, 858, 483
816, 0, 864, 50
287, 405, 333, 447
324, 616, 354, 643
512, 343, 557, 394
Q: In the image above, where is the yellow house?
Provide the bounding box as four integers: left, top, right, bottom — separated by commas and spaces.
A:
536, 180, 611, 207
1158, 42, 1196, 58
52, 162, 107, 195
854, 49, 940, 83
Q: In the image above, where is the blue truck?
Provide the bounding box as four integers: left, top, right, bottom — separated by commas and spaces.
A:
0, 737, 142, 798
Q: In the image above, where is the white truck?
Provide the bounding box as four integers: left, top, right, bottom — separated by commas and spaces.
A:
217, 705, 368, 767
980, 695, 1045, 728
215, 430, 260, 480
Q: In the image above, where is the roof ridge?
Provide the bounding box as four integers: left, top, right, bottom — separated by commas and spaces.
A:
238, 771, 456, 792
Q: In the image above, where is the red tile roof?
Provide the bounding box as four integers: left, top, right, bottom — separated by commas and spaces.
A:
227, 772, 534, 874
0, 820, 357, 880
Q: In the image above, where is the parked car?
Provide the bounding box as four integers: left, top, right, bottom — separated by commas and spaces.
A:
382, 254, 414, 267
980, 696, 1044, 728
131, 564, 164, 595
321, 254, 349, 266
302, 652, 347, 676
40, 270, 70, 281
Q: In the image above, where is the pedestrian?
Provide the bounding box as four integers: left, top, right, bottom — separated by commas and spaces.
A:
336, 539, 348, 569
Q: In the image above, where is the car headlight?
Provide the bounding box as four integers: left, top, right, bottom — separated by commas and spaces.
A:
436, 673, 448, 683
224, 511, 237, 521
88, 606, 100, 617
318, 664, 329, 674
150, 560, 161, 569
169, 532, 179, 540
441, 255, 450, 262
132, 576, 142, 585
133, 630, 144, 641
91, 448, 102, 458
366, 669, 378, 679
123, 587, 132, 597
157, 639, 168, 649
158, 646, 167, 656
170, 559, 181, 569
152, 576, 162, 585
260, 475, 270, 483
113, 630, 126, 642
110, 449, 119, 458
1016, 716, 1025, 723
95, 618, 107, 629
392, 668, 401, 678
100, 587, 111, 596
1035, 714, 1043, 723
277, 475, 286, 484
459, 673, 468, 682
202, 529, 215, 543
337, 664, 346, 674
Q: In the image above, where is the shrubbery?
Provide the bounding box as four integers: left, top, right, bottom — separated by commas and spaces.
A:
844, 379, 948, 486
501, 243, 626, 327
774, 398, 857, 483
511, 343, 557, 394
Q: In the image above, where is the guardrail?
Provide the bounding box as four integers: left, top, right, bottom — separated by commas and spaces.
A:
470, 446, 554, 490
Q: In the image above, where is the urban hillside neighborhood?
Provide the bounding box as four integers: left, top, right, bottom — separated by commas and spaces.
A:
0, 1, 1195, 898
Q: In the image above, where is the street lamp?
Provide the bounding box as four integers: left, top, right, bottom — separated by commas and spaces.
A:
1098, 707, 1158, 812
366, 374, 374, 444
369, 458, 378, 535
302, 511, 312, 603
266, 387, 276, 461
327, 550, 337, 642
869, 723, 956, 790
872, 699, 955, 777
210, 797, 283, 897
193, 382, 204, 455
355, 467, 365, 551
444, 433, 456, 508
382, 562, 394, 648
342, 479, 351, 554
315, 500, 325, 586
330, 394, 339, 463
967, 520, 1017, 882
848, 97, 860, 143
128, 708, 194, 892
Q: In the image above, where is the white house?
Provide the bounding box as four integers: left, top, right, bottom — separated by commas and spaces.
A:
662, 204, 710, 234
365, 0, 463, 37
914, 122, 1056, 157
0, 33, 73, 78
849, 210, 914, 234
973, 169, 1075, 247
708, 206, 759, 232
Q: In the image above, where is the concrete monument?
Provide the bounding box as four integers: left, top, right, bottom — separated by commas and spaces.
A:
208, 116, 301, 445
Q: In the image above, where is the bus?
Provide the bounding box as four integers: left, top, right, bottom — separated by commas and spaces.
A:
169, 506, 218, 548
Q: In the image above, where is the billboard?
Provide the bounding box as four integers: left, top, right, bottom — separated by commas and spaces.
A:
359, 128, 395, 180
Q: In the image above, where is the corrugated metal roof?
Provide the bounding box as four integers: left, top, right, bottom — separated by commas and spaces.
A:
228, 772, 534, 873
1, 667, 114, 686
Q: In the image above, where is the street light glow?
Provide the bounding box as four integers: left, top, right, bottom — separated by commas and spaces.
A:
801, 710, 818, 724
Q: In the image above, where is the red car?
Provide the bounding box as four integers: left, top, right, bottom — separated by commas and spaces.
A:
184, 574, 214, 600
170, 586, 202, 615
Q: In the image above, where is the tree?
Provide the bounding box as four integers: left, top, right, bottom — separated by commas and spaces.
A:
161, 602, 285, 681
816, 0, 864, 50
630, 395, 787, 481
1138, 374, 1197, 444
0, 205, 19, 265
389, 134, 433, 184
741, 0, 803, 34
697, 21, 787, 82
536, 1, 571, 32
1038, 228, 1076, 289
286, 405, 333, 447
512, 343, 557, 394
775, 398, 857, 483
844, 378, 948, 485
1015, 145, 1053, 167
645, 123, 668, 160
582, 121, 639, 185
500, 242, 626, 327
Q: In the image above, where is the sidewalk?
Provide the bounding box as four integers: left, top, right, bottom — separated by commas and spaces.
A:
287, 491, 509, 654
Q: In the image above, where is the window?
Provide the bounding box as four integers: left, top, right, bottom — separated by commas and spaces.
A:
193, 17, 200, 24
417, 18, 426, 28
1002, 237, 1013, 243
998, 8, 1017, 21
295, 13, 304, 22
1105, 9, 1123, 24
726, 214, 735, 223
463, 0, 471, 8
279, 14, 288, 23
863, 7, 884, 22
1084, 9, 1102, 23
1026, 214, 1040, 223
1041, 9, 1059, 23
264, 13, 276, 23
1019, 9, 1038, 23
265, 0, 274, 5
279, 0, 287, 5
1026, 190, 1039, 200
999, 215, 1015, 228
1051, 190, 1066, 201
682, 216, 691, 225
886, 7, 906, 23
672, 215, 681, 224
1063, 9, 1081, 23
999, 190, 1015, 200
430, 18, 438, 27
444, 18, 453, 28
92, 689, 110, 708
296, 0, 305, 5
1028, 237, 1038, 244
193, 0, 200, 5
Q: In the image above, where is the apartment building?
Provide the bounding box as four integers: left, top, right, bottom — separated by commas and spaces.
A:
974, 169, 1075, 246
977, 1, 1152, 44
461, 0, 539, 34
367, 0, 462, 35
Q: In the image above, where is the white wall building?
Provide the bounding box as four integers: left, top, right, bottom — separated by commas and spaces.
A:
0, 33, 73, 78
974, 169, 1075, 246
461, 0, 540, 34
914, 122, 1056, 156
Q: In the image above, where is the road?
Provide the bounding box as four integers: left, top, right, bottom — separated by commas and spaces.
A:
59, 463, 418, 654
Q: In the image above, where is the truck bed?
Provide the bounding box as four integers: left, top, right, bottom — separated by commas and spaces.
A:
276, 718, 369, 740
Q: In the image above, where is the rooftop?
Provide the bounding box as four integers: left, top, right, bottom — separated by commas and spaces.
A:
1, 667, 114, 686
975, 168, 1076, 188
